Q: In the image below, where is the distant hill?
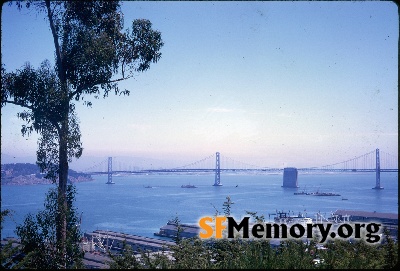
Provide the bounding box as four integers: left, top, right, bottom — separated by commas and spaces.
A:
1, 163, 92, 185
0, 154, 36, 165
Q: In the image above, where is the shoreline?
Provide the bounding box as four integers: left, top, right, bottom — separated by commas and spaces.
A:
1, 175, 93, 186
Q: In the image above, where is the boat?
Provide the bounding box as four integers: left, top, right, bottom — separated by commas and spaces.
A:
106, 181, 115, 184
294, 190, 340, 196
144, 185, 153, 188
181, 184, 197, 188
306, 186, 340, 196
273, 211, 313, 225
294, 186, 308, 195
294, 191, 308, 195
313, 191, 341, 196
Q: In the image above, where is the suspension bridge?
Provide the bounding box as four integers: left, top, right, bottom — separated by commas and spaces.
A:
81, 148, 397, 189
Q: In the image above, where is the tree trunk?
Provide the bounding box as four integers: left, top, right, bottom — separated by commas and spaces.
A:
57, 114, 69, 268
45, 1, 69, 265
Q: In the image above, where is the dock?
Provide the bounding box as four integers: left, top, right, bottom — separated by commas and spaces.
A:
83, 230, 175, 253
1, 231, 175, 269
331, 210, 398, 224
330, 210, 398, 238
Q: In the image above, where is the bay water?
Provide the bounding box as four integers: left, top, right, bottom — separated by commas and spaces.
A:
1, 172, 398, 240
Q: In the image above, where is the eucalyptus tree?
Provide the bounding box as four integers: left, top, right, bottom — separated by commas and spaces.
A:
1, 0, 163, 266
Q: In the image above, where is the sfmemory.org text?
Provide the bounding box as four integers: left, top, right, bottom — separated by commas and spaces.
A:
198, 216, 382, 244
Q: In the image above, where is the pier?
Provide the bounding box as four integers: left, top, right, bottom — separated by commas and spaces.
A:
83, 230, 175, 254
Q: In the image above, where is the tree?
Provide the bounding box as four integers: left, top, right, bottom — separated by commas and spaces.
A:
108, 241, 142, 269
15, 185, 84, 269
1, 0, 163, 267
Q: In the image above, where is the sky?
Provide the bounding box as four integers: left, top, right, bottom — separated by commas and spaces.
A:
1, 1, 398, 171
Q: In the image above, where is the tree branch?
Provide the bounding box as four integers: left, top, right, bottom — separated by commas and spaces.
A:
2, 100, 34, 110
2, 100, 61, 135
45, 0, 64, 82
68, 75, 134, 100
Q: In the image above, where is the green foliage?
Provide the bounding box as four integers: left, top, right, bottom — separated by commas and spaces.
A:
139, 249, 173, 269
2, 57, 82, 183
382, 228, 398, 269
144, 236, 397, 269
108, 242, 141, 269
108, 242, 173, 269
169, 238, 213, 269
170, 216, 184, 244
1, 209, 23, 269
273, 239, 315, 269
319, 239, 380, 269
14, 184, 84, 269
1, 239, 23, 269
1, 209, 13, 230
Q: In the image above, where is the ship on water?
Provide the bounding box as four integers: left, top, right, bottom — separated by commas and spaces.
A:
181, 184, 197, 188
272, 211, 313, 225
308, 187, 340, 196
294, 191, 308, 195
294, 186, 340, 196
312, 191, 341, 196
294, 186, 308, 195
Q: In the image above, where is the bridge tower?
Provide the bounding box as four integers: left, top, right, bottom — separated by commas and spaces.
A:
213, 152, 222, 186
106, 157, 115, 184
373, 148, 383, 189
282, 167, 299, 188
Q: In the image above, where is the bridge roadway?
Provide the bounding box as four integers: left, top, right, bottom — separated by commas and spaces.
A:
87, 168, 398, 175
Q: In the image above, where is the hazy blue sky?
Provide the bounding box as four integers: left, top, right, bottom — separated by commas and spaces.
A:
1, 1, 398, 170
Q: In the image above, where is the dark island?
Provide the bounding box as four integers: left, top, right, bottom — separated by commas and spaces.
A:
1, 163, 92, 185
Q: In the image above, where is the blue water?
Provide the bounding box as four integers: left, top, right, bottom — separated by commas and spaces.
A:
1, 172, 398, 240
